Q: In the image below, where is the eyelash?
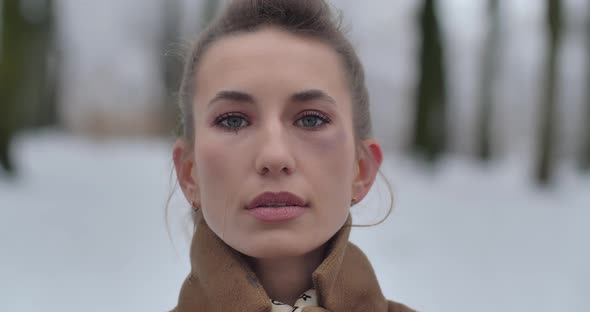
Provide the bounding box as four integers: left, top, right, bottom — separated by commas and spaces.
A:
295, 111, 331, 130
213, 111, 331, 132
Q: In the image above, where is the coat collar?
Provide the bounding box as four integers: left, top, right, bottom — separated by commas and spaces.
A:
173, 210, 389, 311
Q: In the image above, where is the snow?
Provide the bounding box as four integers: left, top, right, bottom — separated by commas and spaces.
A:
0, 130, 588, 311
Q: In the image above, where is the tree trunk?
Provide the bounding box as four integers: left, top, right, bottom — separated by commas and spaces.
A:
0, 0, 26, 175
161, 0, 220, 137
412, 0, 448, 162
580, 4, 590, 171
36, 0, 59, 128
160, 0, 182, 136
0, 0, 57, 176
201, 0, 220, 27
476, 0, 500, 161
535, 0, 562, 185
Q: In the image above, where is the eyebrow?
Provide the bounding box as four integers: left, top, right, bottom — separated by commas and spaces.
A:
208, 90, 255, 109
207, 88, 336, 109
290, 89, 336, 105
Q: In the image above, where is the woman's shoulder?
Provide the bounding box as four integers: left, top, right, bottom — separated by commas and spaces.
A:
343, 242, 415, 311
345, 242, 415, 311
388, 299, 417, 312
301, 301, 416, 312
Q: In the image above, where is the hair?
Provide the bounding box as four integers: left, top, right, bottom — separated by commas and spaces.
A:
167, 0, 394, 235
177, 0, 373, 144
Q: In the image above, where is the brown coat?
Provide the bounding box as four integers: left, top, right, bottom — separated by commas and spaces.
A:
171, 211, 415, 312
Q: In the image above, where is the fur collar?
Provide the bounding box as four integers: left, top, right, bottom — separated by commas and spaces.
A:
172, 210, 400, 311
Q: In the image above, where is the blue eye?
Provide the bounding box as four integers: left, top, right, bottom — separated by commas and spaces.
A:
214, 113, 250, 131
295, 111, 331, 129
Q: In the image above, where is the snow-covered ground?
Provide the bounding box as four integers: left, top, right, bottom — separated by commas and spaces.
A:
0, 130, 588, 312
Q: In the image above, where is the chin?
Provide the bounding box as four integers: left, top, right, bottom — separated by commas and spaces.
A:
233, 237, 323, 259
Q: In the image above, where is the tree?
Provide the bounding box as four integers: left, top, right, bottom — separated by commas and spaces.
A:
412, 0, 448, 162
35, 0, 59, 128
160, 0, 182, 135
200, 0, 219, 28
0, 0, 56, 176
535, 0, 562, 185
160, 0, 220, 136
0, 0, 25, 175
580, 4, 590, 171
476, 0, 500, 161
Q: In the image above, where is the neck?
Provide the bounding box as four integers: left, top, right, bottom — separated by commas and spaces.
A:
247, 245, 326, 306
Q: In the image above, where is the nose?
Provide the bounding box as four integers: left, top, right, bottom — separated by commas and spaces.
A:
254, 121, 296, 177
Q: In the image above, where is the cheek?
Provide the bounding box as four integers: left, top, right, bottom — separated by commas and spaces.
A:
193, 136, 248, 237
318, 127, 351, 152
194, 138, 238, 203
304, 127, 356, 195
313, 126, 354, 164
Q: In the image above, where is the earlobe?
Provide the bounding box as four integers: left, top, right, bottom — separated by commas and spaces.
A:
172, 139, 200, 205
351, 139, 383, 203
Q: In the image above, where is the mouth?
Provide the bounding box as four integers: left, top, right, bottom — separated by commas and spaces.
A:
246, 191, 308, 209
245, 191, 309, 222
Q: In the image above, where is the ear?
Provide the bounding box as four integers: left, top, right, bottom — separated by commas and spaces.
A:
172, 139, 200, 206
351, 138, 383, 204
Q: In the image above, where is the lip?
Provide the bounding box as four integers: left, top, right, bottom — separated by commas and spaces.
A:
246, 191, 308, 210
246, 191, 309, 222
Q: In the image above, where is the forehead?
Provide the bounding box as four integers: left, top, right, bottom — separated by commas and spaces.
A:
194, 27, 350, 104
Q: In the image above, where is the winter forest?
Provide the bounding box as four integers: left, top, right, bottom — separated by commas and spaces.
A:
2, 0, 590, 182
1, 0, 589, 311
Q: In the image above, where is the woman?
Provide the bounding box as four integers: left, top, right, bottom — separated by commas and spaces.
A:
171, 0, 414, 311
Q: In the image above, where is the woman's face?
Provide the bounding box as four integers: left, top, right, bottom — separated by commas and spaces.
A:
176, 27, 377, 259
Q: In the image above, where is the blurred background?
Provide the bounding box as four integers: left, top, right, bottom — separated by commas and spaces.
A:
0, 0, 589, 311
